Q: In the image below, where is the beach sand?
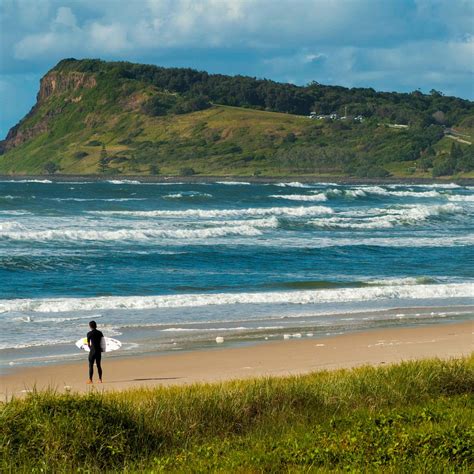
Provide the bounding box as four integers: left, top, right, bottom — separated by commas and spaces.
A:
2, 321, 472, 399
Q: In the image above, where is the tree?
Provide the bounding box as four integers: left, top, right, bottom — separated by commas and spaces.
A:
98, 144, 109, 173
432, 154, 456, 177
44, 161, 59, 174
129, 154, 140, 172
149, 164, 160, 175
450, 142, 463, 160
419, 155, 433, 172
455, 146, 473, 172
179, 167, 196, 176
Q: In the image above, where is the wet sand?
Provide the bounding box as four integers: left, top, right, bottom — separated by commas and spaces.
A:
1, 321, 472, 399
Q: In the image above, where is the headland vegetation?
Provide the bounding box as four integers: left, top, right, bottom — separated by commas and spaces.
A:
1, 58, 473, 179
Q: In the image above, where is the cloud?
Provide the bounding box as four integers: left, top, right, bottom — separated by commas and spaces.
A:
8, 0, 472, 63
55, 6, 77, 28
0, 0, 473, 137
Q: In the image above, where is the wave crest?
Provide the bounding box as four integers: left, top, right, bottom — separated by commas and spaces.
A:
1, 282, 471, 313
270, 193, 327, 202
90, 205, 333, 219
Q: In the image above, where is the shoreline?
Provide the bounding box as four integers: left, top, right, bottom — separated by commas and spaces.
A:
2, 320, 472, 399
1, 174, 473, 185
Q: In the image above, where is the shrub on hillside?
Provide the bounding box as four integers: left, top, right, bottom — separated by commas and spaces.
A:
179, 167, 196, 176
43, 161, 60, 174
73, 151, 88, 159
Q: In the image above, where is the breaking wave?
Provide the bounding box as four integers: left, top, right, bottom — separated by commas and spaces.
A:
448, 195, 474, 202
0, 224, 267, 242
274, 182, 312, 188
215, 181, 251, 185
46, 197, 147, 202
309, 204, 462, 229
367, 277, 438, 286
0, 179, 52, 184
12, 314, 102, 324
1, 282, 471, 313
90, 205, 333, 219
107, 179, 141, 185
164, 192, 212, 199
270, 193, 327, 202
325, 187, 444, 199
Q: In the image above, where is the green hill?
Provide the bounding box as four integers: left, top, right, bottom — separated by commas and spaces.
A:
1, 58, 473, 178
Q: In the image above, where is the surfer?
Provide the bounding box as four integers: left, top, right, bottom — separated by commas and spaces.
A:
87, 321, 104, 384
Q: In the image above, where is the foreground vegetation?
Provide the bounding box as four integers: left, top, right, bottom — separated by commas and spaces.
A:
1, 357, 473, 472
0, 58, 473, 178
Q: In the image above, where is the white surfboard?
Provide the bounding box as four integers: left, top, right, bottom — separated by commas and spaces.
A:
75, 336, 122, 353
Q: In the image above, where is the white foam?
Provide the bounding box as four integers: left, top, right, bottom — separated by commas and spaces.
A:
3, 179, 53, 184
215, 181, 251, 185
46, 197, 146, 202
12, 314, 103, 324
0, 337, 77, 350
390, 190, 442, 197
357, 186, 443, 198
311, 235, 474, 248
0, 221, 22, 231
1, 195, 20, 200
326, 187, 446, 199
310, 216, 394, 229
1, 282, 471, 313
367, 277, 437, 286
274, 182, 312, 188
270, 194, 327, 202
389, 183, 461, 189
90, 205, 333, 219
164, 192, 212, 199
448, 195, 474, 202
309, 204, 462, 229
0, 224, 264, 242
358, 185, 390, 195
0, 210, 31, 215
107, 180, 141, 185
342, 189, 367, 198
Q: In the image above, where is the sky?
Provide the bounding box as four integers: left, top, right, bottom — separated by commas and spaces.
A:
1, 0, 473, 138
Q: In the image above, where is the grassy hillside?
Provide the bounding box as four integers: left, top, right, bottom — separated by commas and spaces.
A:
0, 59, 473, 178
2, 357, 473, 472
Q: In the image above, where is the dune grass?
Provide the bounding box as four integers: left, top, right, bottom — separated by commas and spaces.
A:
1, 357, 473, 472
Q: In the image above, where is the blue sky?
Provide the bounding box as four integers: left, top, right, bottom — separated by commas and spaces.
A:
1, 0, 473, 138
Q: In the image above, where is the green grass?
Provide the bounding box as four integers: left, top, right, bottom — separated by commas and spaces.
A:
1, 357, 473, 472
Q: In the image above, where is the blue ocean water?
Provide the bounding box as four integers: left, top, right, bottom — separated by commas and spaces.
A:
0, 179, 473, 368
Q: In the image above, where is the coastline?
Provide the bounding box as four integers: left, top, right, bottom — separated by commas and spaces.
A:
2, 320, 472, 399
1, 174, 474, 186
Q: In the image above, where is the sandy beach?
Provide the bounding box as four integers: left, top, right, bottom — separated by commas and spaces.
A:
1, 321, 472, 399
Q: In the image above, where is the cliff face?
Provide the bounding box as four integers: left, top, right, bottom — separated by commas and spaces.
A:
1, 71, 97, 153
37, 71, 97, 103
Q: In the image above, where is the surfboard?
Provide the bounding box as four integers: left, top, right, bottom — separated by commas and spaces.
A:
75, 336, 122, 353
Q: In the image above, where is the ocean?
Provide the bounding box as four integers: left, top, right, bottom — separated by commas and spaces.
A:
1, 179, 472, 369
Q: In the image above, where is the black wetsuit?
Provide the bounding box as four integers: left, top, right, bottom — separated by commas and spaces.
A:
87, 329, 104, 380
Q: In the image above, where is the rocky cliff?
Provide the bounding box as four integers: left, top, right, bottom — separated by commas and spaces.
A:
2, 71, 97, 153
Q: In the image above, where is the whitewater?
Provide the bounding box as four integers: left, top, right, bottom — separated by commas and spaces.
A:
0, 180, 473, 367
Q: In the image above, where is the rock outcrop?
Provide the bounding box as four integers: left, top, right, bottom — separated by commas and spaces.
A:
0, 71, 97, 153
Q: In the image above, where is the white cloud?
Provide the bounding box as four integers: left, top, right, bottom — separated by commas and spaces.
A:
1, 0, 473, 137
54, 7, 77, 29
89, 22, 129, 52
6, 0, 474, 62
